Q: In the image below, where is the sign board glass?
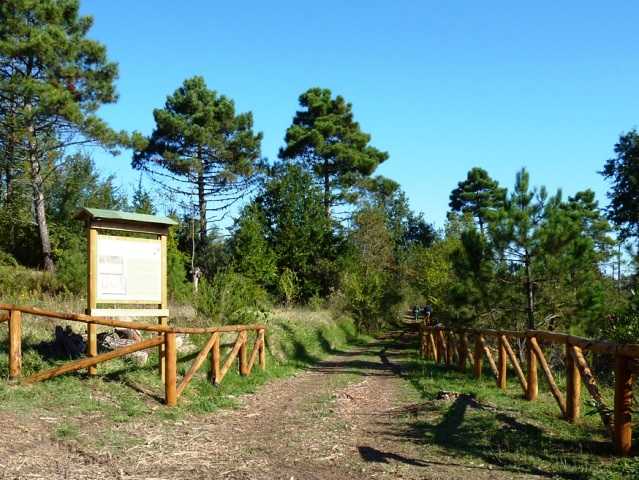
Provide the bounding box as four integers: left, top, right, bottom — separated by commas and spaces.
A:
96, 235, 162, 303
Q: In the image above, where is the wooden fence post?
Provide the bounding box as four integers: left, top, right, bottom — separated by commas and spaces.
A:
566, 344, 581, 423
614, 355, 633, 455
9, 309, 22, 379
87, 322, 97, 376
474, 335, 483, 379
458, 333, 468, 371
437, 330, 446, 365
498, 335, 507, 389
429, 333, 438, 363
259, 329, 266, 369
526, 335, 538, 401
211, 333, 221, 384
239, 331, 248, 376
165, 333, 177, 406
444, 331, 452, 366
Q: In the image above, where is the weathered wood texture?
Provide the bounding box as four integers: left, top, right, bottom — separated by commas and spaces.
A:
176, 333, 219, 397
570, 346, 613, 435
503, 335, 527, 393
565, 344, 581, 423
9, 310, 22, 379
529, 336, 567, 417
526, 336, 538, 401
164, 333, 177, 406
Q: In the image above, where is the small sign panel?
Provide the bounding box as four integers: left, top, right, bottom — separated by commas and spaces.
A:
96, 235, 162, 303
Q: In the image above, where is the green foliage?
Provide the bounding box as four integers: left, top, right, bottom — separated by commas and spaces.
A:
279, 87, 388, 212
131, 176, 156, 214
340, 207, 400, 330
229, 202, 277, 288
195, 271, 270, 325
167, 225, 191, 303
0, 0, 126, 270
259, 165, 339, 301
449, 167, 506, 233
278, 268, 299, 307
601, 129, 639, 241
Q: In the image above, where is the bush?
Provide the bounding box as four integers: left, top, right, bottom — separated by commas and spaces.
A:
278, 268, 299, 307
195, 271, 270, 325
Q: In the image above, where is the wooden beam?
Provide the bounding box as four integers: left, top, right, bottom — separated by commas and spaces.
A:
429, 333, 438, 363
89, 309, 171, 318
526, 336, 538, 401
258, 329, 266, 370
217, 333, 245, 384
483, 343, 499, 379
246, 336, 262, 375
437, 330, 447, 365
87, 323, 97, 376
502, 336, 527, 393
566, 344, 581, 423
165, 333, 177, 406
211, 333, 221, 383
571, 346, 613, 436
87, 227, 97, 376
90, 218, 169, 236
458, 334, 468, 371
498, 335, 507, 389
24, 336, 163, 384
9, 310, 22, 379
614, 355, 633, 455
530, 337, 566, 417
239, 331, 248, 376
474, 335, 484, 379
176, 333, 219, 397
0, 304, 265, 334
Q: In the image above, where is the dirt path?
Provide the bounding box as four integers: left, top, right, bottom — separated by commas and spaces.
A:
1, 334, 545, 480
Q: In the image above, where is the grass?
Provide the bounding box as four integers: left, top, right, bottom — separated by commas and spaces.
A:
402, 347, 639, 480
0, 300, 367, 452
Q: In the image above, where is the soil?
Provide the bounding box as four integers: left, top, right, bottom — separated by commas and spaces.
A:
0, 333, 545, 480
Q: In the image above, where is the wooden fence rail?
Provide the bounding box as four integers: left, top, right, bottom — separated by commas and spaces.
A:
419, 324, 637, 456
0, 304, 266, 406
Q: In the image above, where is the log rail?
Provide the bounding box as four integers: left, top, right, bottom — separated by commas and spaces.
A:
0, 303, 266, 407
419, 324, 637, 456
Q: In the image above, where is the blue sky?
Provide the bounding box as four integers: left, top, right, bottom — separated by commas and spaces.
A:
82, 1, 639, 230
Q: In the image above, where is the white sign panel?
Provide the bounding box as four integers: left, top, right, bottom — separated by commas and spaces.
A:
96, 235, 162, 303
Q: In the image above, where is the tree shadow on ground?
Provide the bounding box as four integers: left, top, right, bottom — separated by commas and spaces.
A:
388, 356, 614, 480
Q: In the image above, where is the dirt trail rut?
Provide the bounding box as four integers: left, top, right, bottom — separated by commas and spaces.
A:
1, 334, 545, 479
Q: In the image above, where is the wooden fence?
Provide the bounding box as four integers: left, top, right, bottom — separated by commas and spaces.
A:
419, 324, 639, 456
0, 303, 266, 406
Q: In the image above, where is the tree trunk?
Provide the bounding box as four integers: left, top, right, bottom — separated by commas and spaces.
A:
524, 250, 534, 330
29, 148, 54, 272
197, 171, 207, 247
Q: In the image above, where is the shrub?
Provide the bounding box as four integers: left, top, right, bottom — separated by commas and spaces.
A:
195, 271, 270, 325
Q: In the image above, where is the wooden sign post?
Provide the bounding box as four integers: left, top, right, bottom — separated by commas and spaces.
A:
76, 208, 177, 380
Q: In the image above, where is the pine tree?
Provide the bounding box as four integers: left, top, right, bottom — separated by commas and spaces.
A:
133, 76, 263, 250
0, 0, 125, 270
449, 167, 506, 234
279, 87, 388, 215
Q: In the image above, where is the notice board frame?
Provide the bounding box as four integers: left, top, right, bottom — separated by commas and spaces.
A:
76, 208, 178, 378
